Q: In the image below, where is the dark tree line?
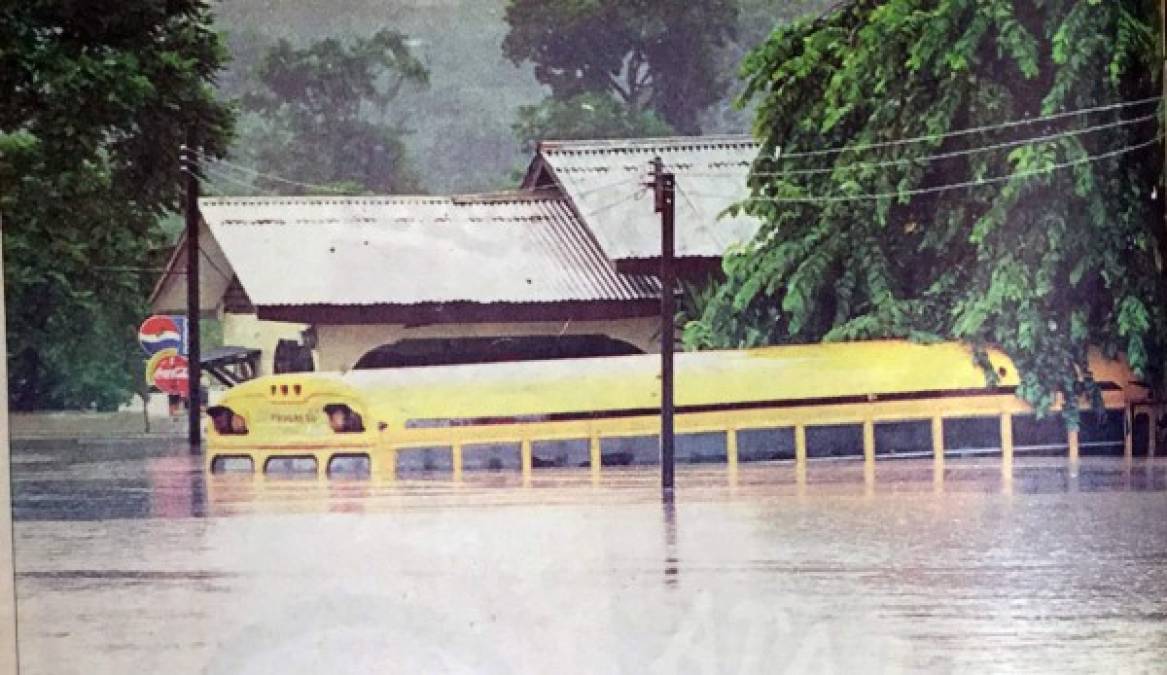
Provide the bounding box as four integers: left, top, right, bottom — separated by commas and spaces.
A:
1, 1, 231, 410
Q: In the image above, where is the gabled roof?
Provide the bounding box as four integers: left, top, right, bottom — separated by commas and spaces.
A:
152, 134, 769, 322
149, 218, 235, 315
150, 192, 659, 320
524, 135, 763, 263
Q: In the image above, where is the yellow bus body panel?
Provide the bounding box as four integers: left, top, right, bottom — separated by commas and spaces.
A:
206, 340, 1144, 462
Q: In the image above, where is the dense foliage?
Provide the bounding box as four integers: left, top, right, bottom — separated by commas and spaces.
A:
1, 1, 232, 410
684, 0, 1166, 424
502, 0, 738, 135
228, 30, 429, 195
513, 92, 673, 152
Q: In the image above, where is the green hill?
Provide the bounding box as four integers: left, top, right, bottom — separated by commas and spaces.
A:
212, 0, 828, 194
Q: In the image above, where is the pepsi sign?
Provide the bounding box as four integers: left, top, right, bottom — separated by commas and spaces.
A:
139, 315, 187, 356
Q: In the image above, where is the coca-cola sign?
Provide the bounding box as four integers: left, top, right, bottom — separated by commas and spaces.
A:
152, 354, 190, 395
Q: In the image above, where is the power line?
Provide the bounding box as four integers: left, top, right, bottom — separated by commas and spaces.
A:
553, 175, 653, 199
200, 165, 264, 195
681, 112, 1159, 179
200, 153, 646, 203
194, 150, 356, 195
199, 246, 233, 283
766, 95, 1160, 161
679, 134, 1161, 205
669, 180, 725, 247
582, 187, 647, 218
91, 266, 178, 274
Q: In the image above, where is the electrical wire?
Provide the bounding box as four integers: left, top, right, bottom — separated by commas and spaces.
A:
678, 112, 1160, 179
581, 188, 647, 218
194, 150, 354, 195
764, 95, 1161, 161
183, 96, 1157, 200
199, 246, 233, 283
200, 165, 264, 195
678, 134, 1161, 205
198, 150, 648, 202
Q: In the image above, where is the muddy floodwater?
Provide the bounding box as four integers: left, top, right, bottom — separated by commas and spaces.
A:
9, 438, 1167, 674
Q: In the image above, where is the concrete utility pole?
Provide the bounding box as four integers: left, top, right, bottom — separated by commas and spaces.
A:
651, 157, 676, 492
180, 141, 202, 452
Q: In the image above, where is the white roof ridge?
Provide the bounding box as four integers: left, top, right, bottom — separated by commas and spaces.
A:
538, 134, 758, 153
199, 195, 450, 207
200, 189, 565, 209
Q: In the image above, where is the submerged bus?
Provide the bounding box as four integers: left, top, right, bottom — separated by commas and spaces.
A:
205, 340, 1158, 480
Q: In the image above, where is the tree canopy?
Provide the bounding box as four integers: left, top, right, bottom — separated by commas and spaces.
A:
513, 92, 674, 153
502, 0, 738, 135
683, 0, 1166, 424
227, 29, 429, 195
1, 0, 232, 410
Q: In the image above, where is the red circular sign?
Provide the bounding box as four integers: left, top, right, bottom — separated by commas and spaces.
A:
152, 354, 190, 396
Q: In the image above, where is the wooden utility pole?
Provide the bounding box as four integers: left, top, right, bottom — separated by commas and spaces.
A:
180, 141, 202, 452
1161, 0, 1166, 256
0, 212, 19, 672
652, 157, 676, 492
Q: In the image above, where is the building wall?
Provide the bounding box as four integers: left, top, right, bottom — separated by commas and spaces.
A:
220, 312, 310, 376
314, 317, 660, 373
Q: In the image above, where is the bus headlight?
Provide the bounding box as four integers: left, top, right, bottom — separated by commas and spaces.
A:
208, 406, 249, 435
324, 404, 364, 433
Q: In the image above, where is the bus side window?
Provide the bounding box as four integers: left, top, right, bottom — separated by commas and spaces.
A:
874, 420, 931, 458
264, 455, 318, 477
1011, 414, 1066, 455
737, 428, 795, 462
805, 424, 864, 459
677, 432, 727, 464
462, 442, 521, 472
943, 416, 1001, 455
600, 436, 659, 466
1078, 410, 1125, 456
395, 446, 453, 477
328, 453, 371, 478
211, 455, 254, 474
531, 439, 590, 468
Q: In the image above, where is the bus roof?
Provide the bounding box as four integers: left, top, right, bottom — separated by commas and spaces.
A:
338, 340, 1023, 423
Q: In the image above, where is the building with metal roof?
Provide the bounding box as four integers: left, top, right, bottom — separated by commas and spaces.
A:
150, 134, 760, 378
151, 191, 663, 374
523, 134, 762, 275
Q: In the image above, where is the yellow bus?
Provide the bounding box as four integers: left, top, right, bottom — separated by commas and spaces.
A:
205, 340, 1158, 481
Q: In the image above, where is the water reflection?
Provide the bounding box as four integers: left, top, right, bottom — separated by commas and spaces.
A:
9, 438, 1167, 674
11, 439, 1167, 521
662, 490, 678, 588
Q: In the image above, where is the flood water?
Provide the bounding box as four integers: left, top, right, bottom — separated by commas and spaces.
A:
9, 438, 1167, 674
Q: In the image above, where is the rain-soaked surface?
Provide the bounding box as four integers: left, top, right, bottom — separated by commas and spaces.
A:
9, 437, 1167, 674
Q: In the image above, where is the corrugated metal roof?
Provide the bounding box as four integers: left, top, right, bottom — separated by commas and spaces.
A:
198, 192, 660, 307
534, 135, 764, 261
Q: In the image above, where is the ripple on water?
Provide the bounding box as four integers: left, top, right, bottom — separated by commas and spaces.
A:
9, 440, 1167, 674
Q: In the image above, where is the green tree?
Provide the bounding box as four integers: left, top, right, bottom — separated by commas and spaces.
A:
229, 30, 429, 195
502, 0, 738, 134
684, 0, 1166, 425
514, 92, 674, 152
1, 1, 232, 411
